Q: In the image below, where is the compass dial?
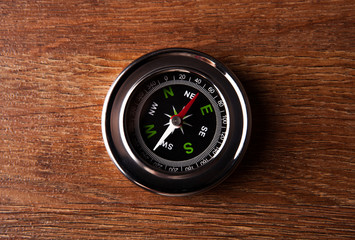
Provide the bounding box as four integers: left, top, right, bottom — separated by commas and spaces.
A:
125, 70, 227, 172
102, 48, 251, 196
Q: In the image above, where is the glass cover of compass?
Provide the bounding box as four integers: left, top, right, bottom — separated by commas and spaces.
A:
102, 48, 251, 196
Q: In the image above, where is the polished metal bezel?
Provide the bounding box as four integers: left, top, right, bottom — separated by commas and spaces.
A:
102, 48, 251, 196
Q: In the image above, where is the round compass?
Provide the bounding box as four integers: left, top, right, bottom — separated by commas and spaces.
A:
102, 48, 251, 196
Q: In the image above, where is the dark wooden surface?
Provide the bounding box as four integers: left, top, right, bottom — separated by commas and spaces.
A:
1, 1, 354, 239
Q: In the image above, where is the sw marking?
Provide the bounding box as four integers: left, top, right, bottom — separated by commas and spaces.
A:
161, 140, 173, 150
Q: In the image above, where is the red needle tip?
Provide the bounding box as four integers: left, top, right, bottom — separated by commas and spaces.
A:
176, 92, 199, 119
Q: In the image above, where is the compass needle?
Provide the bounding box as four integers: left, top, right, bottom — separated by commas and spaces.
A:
153, 123, 176, 151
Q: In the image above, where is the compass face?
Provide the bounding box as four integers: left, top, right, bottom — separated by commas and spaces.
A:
102, 48, 251, 196
125, 70, 227, 172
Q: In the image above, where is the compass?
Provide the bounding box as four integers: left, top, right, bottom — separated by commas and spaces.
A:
102, 48, 251, 196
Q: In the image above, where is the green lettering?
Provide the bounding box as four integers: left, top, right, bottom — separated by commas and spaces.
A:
184, 142, 193, 154
144, 124, 157, 139
200, 104, 213, 116
163, 86, 174, 99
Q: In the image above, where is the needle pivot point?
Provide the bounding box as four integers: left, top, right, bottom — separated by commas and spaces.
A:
171, 115, 182, 126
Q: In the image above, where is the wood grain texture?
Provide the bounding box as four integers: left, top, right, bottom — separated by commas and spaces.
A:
1, 0, 354, 239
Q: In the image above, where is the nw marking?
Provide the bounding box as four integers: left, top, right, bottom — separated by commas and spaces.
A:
148, 102, 158, 116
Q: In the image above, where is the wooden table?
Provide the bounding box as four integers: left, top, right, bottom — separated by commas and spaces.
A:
1, 1, 354, 239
